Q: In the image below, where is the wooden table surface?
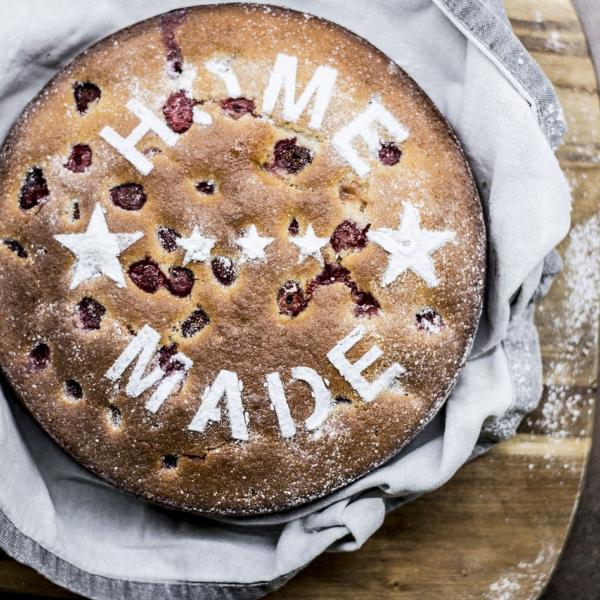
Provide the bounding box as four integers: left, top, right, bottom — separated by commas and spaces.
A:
1, 0, 599, 598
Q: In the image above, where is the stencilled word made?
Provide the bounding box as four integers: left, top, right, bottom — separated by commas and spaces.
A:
103, 324, 404, 440
99, 53, 409, 177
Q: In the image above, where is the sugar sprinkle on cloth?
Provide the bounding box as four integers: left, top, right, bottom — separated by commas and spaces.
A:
0, 1, 570, 598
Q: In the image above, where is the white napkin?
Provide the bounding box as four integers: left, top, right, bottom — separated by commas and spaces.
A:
0, 1, 571, 598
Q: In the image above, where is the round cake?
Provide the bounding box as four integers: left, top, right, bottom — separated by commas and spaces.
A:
0, 4, 485, 515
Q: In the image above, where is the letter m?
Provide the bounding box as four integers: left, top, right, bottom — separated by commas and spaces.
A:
262, 53, 337, 129
104, 324, 192, 414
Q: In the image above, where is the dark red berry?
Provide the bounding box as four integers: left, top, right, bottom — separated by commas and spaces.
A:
163, 91, 194, 133
158, 343, 185, 374
162, 454, 178, 469
195, 180, 216, 195
108, 404, 122, 428
73, 82, 101, 114
167, 267, 194, 297
416, 308, 444, 333
277, 281, 308, 317
29, 343, 50, 369
160, 10, 187, 74
158, 226, 180, 252
64, 379, 83, 400
270, 138, 312, 174
219, 97, 256, 119
158, 343, 176, 369
181, 307, 210, 338
378, 142, 402, 166
352, 290, 380, 317
128, 259, 167, 293
64, 144, 92, 173
330, 220, 370, 253
110, 183, 147, 211
306, 263, 380, 317
211, 256, 237, 286
76, 297, 106, 330
3, 239, 27, 258
307, 263, 354, 296
19, 167, 49, 210
334, 395, 352, 404
288, 218, 299, 236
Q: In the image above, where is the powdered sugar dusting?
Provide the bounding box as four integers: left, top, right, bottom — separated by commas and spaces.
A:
531, 214, 600, 437
548, 214, 600, 379
485, 545, 558, 600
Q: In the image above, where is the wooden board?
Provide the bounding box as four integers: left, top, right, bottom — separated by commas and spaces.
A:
1, 0, 598, 597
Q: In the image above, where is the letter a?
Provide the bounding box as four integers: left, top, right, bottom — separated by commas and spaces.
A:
188, 370, 249, 441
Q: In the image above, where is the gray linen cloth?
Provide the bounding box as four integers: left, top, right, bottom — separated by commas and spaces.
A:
0, 1, 572, 598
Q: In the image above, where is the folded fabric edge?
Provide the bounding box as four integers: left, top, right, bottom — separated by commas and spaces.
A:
429, 0, 568, 442
433, 0, 565, 148
478, 254, 561, 442
0, 511, 294, 600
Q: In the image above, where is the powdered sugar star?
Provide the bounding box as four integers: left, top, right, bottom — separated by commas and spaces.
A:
289, 224, 328, 265
235, 225, 274, 262
176, 226, 216, 265
54, 203, 143, 289
368, 203, 455, 287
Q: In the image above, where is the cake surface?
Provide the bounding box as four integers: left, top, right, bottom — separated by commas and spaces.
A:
0, 4, 485, 515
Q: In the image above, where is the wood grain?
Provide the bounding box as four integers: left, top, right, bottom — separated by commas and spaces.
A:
271, 436, 589, 600
0, 0, 598, 598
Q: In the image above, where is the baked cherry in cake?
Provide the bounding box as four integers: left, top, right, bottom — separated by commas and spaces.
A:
0, 4, 484, 516
277, 280, 308, 317
195, 180, 216, 195
73, 82, 101, 114
76, 297, 106, 330
157, 226, 180, 252
163, 91, 194, 133
268, 137, 312, 174
19, 167, 49, 209
330, 220, 370, 253
64, 144, 93, 173
110, 183, 147, 211
128, 258, 166, 293
29, 343, 50, 370
64, 378, 83, 400
211, 256, 237, 286
167, 267, 195, 297
3, 239, 28, 258
219, 97, 256, 119
181, 307, 210, 338
378, 141, 402, 166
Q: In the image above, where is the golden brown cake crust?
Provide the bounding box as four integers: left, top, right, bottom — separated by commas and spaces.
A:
0, 4, 485, 515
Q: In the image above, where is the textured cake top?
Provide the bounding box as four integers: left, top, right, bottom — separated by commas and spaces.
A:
0, 4, 485, 515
